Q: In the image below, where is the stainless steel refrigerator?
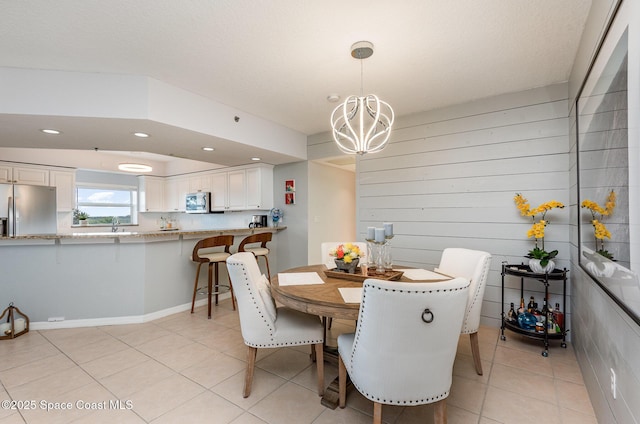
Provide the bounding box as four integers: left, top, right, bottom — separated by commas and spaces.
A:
0, 184, 57, 237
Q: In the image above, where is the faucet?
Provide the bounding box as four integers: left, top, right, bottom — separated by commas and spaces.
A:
111, 217, 120, 232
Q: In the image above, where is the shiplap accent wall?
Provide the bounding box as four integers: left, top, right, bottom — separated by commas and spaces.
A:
310, 83, 571, 329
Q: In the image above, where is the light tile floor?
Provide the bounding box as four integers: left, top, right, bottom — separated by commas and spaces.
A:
0, 300, 596, 423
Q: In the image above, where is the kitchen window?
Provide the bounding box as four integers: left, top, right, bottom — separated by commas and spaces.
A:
75, 184, 138, 225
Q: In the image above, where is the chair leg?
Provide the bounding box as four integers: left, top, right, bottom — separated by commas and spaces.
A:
191, 263, 203, 313
373, 402, 383, 424
338, 354, 346, 408
243, 346, 258, 398
262, 255, 272, 282
314, 343, 324, 396
228, 275, 236, 311
469, 332, 483, 375
207, 262, 213, 319
214, 262, 220, 306
433, 399, 447, 424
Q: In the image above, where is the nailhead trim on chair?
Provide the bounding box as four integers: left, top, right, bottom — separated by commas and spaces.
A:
461, 260, 490, 334
227, 262, 324, 348
346, 282, 463, 405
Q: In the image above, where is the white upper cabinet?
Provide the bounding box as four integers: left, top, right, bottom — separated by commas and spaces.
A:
138, 176, 165, 212
209, 172, 228, 211
208, 164, 274, 211
0, 164, 49, 185
50, 170, 76, 211
189, 174, 211, 193
246, 166, 273, 210
165, 176, 190, 212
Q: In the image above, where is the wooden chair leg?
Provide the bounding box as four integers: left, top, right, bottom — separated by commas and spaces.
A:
191, 263, 203, 313
338, 354, 347, 408
469, 332, 483, 375
433, 399, 447, 424
207, 262, 213, 319
243, 346, 257, 398
228, 276, 236, 311
315, 343, 324, 396
310, 344, 317, 362
214, 262, 220, 305
373, 402, 383, 424
262, 255, 272, 282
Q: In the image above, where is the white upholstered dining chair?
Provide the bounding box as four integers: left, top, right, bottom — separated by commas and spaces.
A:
226, 252, 325, 398
338, 278, 470, 424
435, 248, 492, 375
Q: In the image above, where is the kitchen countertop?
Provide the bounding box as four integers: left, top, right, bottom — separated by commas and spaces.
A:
0, 226, 286, 240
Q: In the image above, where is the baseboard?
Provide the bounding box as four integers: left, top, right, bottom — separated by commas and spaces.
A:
29, 293, 231, 330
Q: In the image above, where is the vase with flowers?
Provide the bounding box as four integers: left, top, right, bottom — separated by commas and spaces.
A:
329, 243, 362, 273
514, 193, 565, 274
581, 190, 616, 261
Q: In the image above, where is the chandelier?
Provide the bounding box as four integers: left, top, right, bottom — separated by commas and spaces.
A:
330, 41, 394, 155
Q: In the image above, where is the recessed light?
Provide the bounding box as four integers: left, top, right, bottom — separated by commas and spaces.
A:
118, 163, 153, 173
202, 147, 215, 152
133, 132, 150, 138
41, 129, 61, 135
251, 157, 261, 161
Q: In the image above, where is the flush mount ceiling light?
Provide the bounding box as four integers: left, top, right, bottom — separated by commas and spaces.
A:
41, 129, 61, 135
118, 163, 153, 173
330, 41, 394, 155
133, 132, 150, 138
202, 147, 215, 151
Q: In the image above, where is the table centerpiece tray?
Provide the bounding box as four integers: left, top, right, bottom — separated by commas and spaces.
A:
323, 267, 403, 282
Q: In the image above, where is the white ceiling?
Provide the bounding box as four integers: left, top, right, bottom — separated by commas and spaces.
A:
0, 0, 592, 169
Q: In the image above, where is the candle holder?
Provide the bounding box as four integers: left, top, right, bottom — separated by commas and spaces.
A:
365, 238, 376, 270
375, 242, 386, 274
383, 234, 394, 270
0, 302, 30, 340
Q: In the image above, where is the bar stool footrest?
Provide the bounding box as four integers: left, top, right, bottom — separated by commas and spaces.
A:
196, 285, 231, 296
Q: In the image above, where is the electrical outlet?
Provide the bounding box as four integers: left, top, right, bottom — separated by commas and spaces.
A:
611, 368, 616, 399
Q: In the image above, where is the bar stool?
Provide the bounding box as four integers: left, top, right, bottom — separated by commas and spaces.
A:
238, 232, 272, 282
191, 235, 235, 319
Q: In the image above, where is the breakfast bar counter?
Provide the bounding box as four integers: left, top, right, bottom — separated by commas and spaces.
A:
0, 227, 285, 326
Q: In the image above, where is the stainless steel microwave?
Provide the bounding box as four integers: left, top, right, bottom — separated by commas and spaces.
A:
185, 192, 211, 214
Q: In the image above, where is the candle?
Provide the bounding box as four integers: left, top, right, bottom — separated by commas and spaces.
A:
383, 223, 393, 238
13, 318, 26, 333
367, 227, 375, 241
0, 322, 10, 336
375, 228, 385, 243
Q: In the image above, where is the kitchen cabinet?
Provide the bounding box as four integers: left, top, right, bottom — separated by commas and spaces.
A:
50, 170, 76, 211
209, 172, 228, 211
246, 166, 273, 209
138, 176, 165, 212
209, 165, 273, 211
165, 176, 190, 212
189, 174, 210, 193
0, 164, 49, 185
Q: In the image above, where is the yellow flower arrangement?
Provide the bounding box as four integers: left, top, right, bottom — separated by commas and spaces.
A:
581, 190, 616, 260
329, 243, 361, 264
514, 193, 565, 266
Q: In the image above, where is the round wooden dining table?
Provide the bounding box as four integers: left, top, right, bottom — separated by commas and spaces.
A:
271, 264, 363, 321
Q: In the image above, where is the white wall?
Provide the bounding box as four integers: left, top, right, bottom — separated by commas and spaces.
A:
307, 161, 356, 264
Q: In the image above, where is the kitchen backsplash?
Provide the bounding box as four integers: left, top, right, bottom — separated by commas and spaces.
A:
58, 210, 279, 233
